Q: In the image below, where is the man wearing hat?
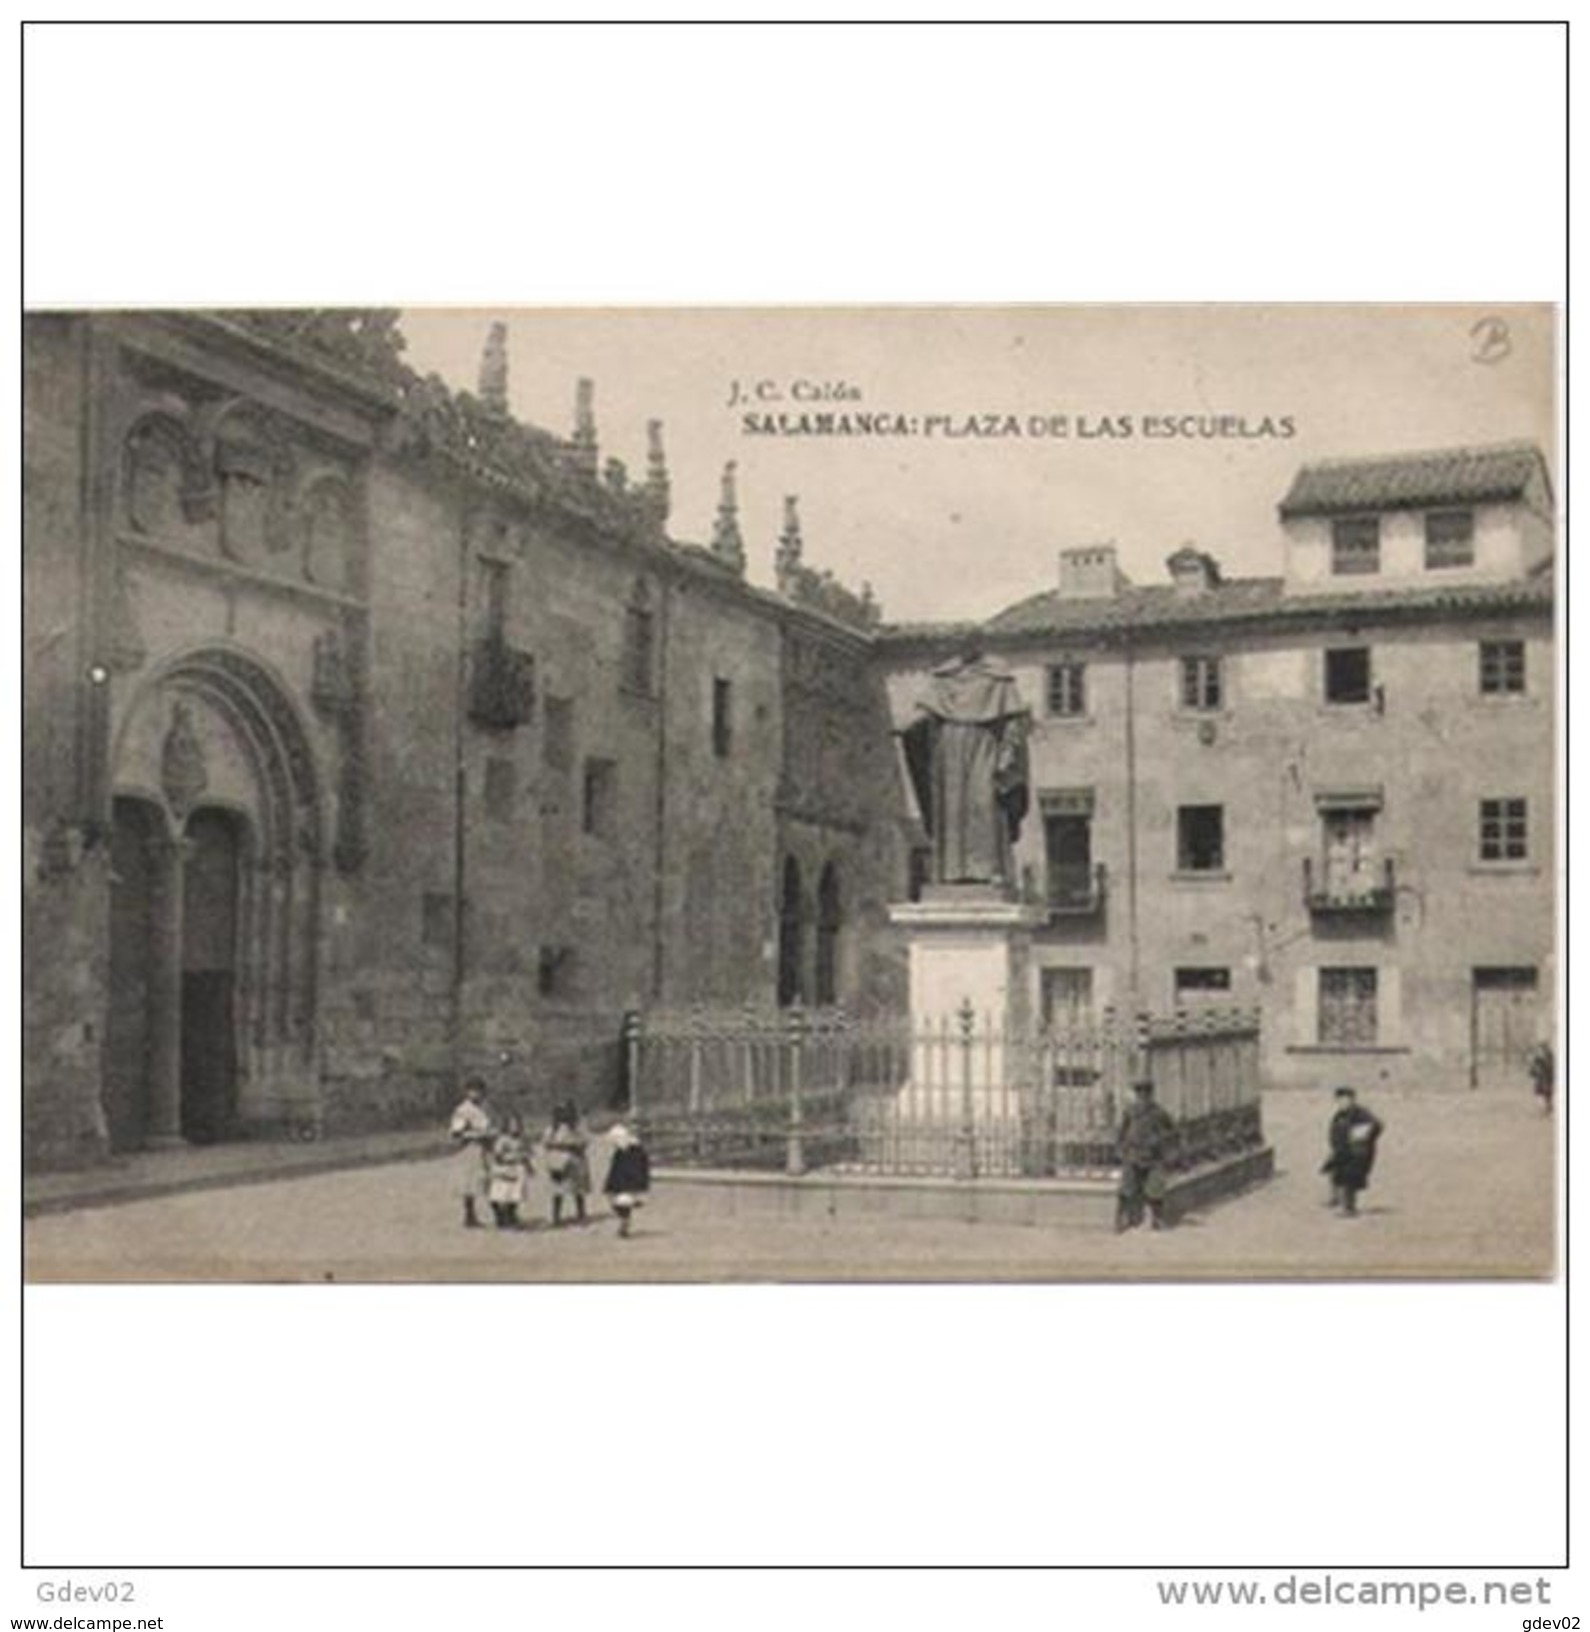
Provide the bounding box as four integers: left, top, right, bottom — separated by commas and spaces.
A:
1116, 1077, 1177, 1232
1321, 1085, 1383, 1216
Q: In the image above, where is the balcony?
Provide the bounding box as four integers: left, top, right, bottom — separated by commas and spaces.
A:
468, 638, 536, 731
1047, 862, 1107, 917
1303, 855, 1395, 916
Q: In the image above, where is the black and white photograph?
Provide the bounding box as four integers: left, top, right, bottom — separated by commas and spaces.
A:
12, 16, 1570, 1617
21, 303, 1556, 1283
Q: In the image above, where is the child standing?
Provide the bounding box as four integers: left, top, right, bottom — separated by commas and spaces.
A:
603, 1122, 651, 1238
543, 1099, 592, 1227
486, 1113, 532, 1229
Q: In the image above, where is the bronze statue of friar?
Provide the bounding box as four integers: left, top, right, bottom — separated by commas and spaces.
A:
900, 647, 1031, 890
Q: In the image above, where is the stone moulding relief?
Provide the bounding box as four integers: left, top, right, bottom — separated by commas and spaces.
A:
119, 385, 367, 598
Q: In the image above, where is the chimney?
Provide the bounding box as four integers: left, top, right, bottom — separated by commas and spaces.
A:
711, 461, 746, 576
570, 378, 598, 476
644, 420, 670, 524
477, 322, 509, 416
1166, 544, 1222, 595
776, 494, 804, 593
1057, 544, 1127, 599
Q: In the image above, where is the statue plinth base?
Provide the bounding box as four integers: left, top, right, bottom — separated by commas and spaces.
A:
888, 891, 1045, 1152
889, 888, 1044, 1029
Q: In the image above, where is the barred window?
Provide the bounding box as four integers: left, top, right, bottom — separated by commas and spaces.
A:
1331, 517, 1380, 576
1479, 640, 1526, 695
1046, 661, 1087, 717
1319, 967, 1378, 1046
1425, 509, 1476, 570
1479, 797, 1528, 862
1180, 654, 1222, 711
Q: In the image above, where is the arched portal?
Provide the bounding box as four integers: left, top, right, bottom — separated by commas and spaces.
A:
777, 857, 805, 1009
104, 646, 324, 1146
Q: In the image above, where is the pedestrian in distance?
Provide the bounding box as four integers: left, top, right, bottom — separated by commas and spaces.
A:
1321, 1085, 1383, 1217
1529, 1040, 1555, 1116
1116, 1077, 1177, 1232
604, 1121, 651, 1238
448, 1076, 495, 1230
543, 1099, 592, 1227
486, 1112, 533, 1230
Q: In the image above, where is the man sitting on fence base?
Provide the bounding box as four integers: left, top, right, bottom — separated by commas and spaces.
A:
1116, 1078, 1177, 1232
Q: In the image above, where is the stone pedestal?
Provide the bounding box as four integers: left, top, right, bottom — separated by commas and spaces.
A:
889, 887, 1045, 1031
888, 888, 1045, 1145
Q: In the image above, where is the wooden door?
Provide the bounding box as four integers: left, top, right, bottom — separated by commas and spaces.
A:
1471, 967, 1539, 1089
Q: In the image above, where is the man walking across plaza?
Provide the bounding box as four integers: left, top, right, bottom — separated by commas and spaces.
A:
1321, 1084, 1384, 1217
1116, 1077, 1177, 1232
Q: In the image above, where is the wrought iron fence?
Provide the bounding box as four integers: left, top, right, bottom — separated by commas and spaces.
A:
625, 1003, 1263, 1180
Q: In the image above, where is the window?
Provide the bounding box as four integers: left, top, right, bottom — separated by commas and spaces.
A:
582, 758, 617, 838
1044, 809, 1095, 907
1324, 646, 1372, 705
1425, 509, 1475, 570
1331, 517, 1380, 576
1319, 967, 1378, 1046
1175, 967, 1232, 1003
1479, 797, 1528, 862
1046, 661, 1087, 717
712, 677, 733, 758
1041, 967, 1094, 1029
1176, 805, 1225, 873
1180, 654, 1222, 711
1319, 807, 1379, 893
1479, 640, 1526, 696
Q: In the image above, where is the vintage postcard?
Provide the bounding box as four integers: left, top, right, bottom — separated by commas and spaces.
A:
21, 304, 1556, 1282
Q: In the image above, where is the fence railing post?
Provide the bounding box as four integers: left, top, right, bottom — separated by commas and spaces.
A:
624, 1009, 643, 1123
956, 997, 977, 1180
786, 1006, 806, 1177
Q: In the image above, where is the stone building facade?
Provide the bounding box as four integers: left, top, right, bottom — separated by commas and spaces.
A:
23, 312, 1554, 1171
878, 442, 1556, 1094
23, 311, 905, 1169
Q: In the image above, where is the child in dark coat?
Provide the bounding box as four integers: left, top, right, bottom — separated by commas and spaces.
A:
603, 1123, 651, 1238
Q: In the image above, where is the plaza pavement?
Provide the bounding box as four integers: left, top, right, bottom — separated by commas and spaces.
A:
23, 1085, 1556, 1282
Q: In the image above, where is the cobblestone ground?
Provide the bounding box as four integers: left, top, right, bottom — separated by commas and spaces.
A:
24, 1086, 1556, 1282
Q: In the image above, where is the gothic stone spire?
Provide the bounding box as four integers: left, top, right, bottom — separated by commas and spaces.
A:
478, 321, 509, 416
711, 460, 746, 576
571, 377, 598, 476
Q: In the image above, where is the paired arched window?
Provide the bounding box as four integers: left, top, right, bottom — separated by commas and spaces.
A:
777, 857, 843, 1008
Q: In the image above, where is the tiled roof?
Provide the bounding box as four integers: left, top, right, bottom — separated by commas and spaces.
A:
875, 572, 1552, 650
1278, 441, 1550, 518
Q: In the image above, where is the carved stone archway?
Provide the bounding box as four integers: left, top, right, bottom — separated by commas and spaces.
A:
105, 645, 325, 1144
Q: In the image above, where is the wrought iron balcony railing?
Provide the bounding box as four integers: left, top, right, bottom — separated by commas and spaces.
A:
1047, 862, 1107, 916
1302, 855, 1395, 915
468, 638, 536, 731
